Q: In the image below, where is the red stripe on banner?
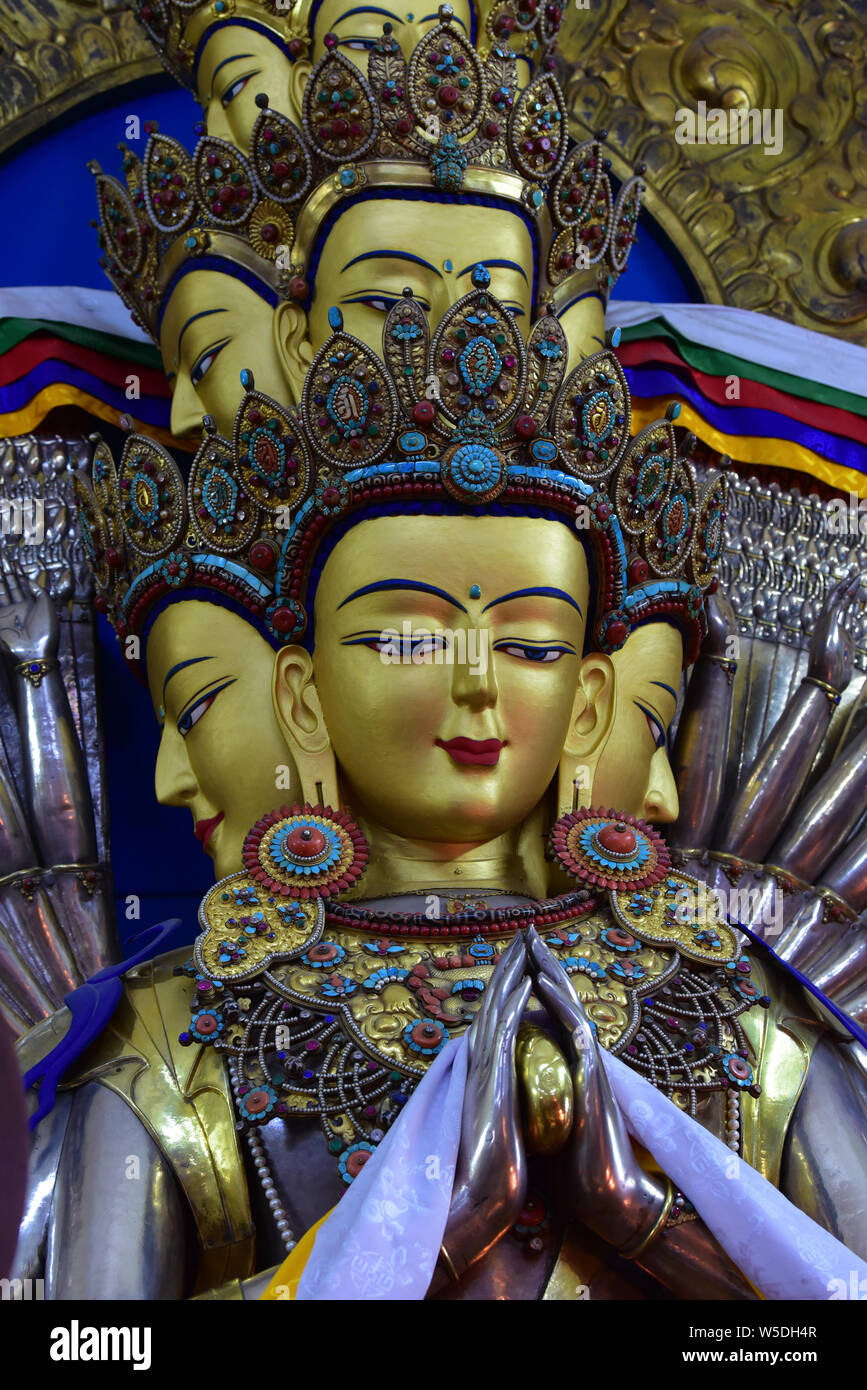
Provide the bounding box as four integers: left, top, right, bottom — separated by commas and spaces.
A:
0, 334, 169, 397
617, 340, 867, 447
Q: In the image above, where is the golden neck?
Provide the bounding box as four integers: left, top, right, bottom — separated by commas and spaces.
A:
345, 804, 551, 900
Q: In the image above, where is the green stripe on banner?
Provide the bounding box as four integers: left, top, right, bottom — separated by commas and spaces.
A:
0, 318, 162, 370
618, 320, 867, 419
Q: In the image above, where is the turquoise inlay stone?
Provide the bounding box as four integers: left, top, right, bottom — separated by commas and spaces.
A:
469, 584, 481, 599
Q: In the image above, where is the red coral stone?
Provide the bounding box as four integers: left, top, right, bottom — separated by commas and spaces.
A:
597, 821, 637, 855
285, 825, 327, 859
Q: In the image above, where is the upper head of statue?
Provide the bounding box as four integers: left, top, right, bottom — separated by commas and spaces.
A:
137, 0, 552, 148
95, 10, 626, 439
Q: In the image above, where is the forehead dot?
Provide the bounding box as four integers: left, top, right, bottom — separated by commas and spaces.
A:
469, 584, 481, 600
443, 258, 453, 273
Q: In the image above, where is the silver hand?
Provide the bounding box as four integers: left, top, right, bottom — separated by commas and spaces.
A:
441, 933, 532, 1279
526, 926, 667, 1251
807, 572, 860, 687
0, 559, 58, 661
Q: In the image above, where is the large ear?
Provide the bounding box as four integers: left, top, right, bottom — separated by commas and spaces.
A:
273, 299, 313, 404
273, 644, 339, 807
556, 651, 615, 815
288, 57, 313, 124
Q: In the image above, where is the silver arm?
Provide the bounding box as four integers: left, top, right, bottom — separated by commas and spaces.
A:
526, 927, 757, 1298
780, 1035, 867, 1261
14, 1080, 190, 1300
669, 591, 738, 850
430, 934, 531, 1292
715, 574, 860, 862
0, 565, 96, 868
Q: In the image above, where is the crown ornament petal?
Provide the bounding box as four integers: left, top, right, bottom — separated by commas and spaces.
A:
91, 10, 643, 341
77, 275, 725, 676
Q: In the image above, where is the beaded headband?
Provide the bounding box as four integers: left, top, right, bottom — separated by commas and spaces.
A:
91, 8, 642, 340
75, 268, 725, 673
133, 0, 563, 93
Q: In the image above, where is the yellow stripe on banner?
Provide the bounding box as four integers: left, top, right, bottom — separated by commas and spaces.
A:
260, 1208, 334, 1301
632, 399, 867, 500
0, 384, 195, 452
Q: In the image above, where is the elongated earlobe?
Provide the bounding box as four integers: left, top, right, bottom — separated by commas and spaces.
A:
556, 652, 616, 815
272, 299, 313, 405
273, 645, 340, 807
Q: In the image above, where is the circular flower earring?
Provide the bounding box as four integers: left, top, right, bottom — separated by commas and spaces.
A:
547, 806, 670, 893
242, 803, 368, 899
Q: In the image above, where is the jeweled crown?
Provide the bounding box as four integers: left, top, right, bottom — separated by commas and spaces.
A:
134, 0, 563, 93
91, 8, 642, 339
75, 267, 725, 670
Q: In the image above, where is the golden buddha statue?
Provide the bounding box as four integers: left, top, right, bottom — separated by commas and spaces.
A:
92, 8, 627, 437
14, 252, 867, 1302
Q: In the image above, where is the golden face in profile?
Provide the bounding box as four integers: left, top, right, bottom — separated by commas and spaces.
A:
592, 622, 683, 824
158, 198, 536, 436
195, 23, 310, 150
158, 269, 296, 439
309, 513, 590, 843
147, 600, 300, 879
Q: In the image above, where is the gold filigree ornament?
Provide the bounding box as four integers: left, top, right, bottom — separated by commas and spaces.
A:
559, 0, 867, 344
194, 875, 323, 981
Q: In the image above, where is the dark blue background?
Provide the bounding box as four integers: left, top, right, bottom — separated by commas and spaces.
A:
1, 77, 698, 956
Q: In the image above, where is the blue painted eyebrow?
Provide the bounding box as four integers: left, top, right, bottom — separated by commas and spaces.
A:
333, 5, 404, 21
209, 53, 255, 93
338, 579, 468, 612
177, 307, 227, 356
162, 656, 213, 704
481, 587, 584, 617
651, 680, 678, 703
341, 250, 442, 276
457, 259, 528, 284
420, 10, 468, 28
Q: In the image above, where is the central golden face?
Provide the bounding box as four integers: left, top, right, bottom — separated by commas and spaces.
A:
310, 513, 590, 843
307, 196, 536, 350
159, 198, 537, 437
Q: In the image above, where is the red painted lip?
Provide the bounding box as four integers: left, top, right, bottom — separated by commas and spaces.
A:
435, 737, 505, 766
195, 813, 224, 850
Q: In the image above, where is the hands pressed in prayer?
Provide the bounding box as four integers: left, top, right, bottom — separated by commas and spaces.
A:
439, 933, 531, 1281
439, 927, 671, 1284
525, 926, 670, 1254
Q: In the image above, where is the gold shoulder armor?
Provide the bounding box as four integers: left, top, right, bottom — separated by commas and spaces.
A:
738, 951, 826, 1187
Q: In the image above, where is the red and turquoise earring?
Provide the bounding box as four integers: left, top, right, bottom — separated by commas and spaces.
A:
548, 807, 670, 893
242, 804, 368, 900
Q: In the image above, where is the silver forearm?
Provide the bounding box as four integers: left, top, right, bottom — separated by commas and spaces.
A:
14, 665, 96, 867
781, 1035, 867, 1261
40, 1081, 190, 1299
636, 1217, 758, 1300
